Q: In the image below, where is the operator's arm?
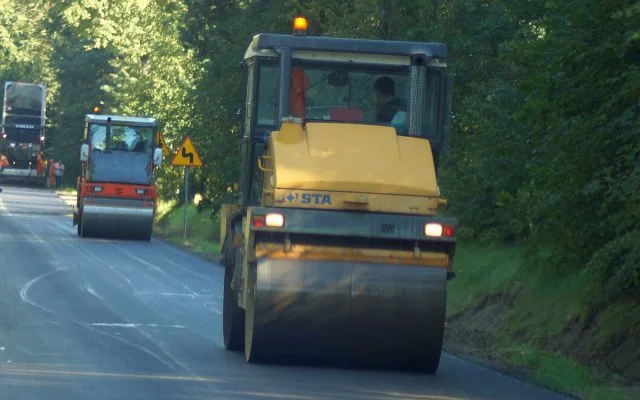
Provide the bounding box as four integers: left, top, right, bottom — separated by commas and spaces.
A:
376, 98, 407, 124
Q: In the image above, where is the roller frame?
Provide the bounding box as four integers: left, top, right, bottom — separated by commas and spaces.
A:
223, 206, 456, 372
77, 196, 154, 241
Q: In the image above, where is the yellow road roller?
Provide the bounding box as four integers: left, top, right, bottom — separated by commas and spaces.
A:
219, 17, 456, 373
73, 114, 163, 240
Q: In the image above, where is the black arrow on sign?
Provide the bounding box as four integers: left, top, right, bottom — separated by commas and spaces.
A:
181, 146, 194, 164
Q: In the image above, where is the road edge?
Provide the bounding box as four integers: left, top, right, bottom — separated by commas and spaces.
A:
152, 231, 223, 265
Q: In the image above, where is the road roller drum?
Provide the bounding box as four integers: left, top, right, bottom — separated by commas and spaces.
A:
243, 257, 448, 372
79, 197, 154, 240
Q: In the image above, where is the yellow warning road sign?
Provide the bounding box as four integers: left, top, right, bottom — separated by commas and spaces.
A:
171, 136, 203, 167
157, 132, 171, 158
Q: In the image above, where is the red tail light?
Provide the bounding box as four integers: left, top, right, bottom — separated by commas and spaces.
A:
444, 225, 455, 237
252, 215, 266, 227
252, 213, 285, 228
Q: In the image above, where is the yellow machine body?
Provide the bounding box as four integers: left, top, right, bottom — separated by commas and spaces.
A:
219, 25, 456, 373
260, 120, 441, 214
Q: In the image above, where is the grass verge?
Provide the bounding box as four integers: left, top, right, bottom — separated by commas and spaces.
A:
58, 185, 77, 193
498, 341, 635, 400
446, 242, 640, 400
154, 200, 220, 262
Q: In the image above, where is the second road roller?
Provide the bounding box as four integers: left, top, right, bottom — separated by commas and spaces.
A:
73, 113, 163, 240
219, 17, 457, 372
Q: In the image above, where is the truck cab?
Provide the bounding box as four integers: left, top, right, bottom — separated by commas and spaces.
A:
0, 81, 48, 186
235, 23, 452, 208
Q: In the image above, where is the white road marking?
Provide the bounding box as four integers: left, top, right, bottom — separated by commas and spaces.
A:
116, 246, 203, 298
19, 271, 181, 371
71, 244, 138, 290
88, 323, 186, 329
17, 346, 33, 356
19, 268, 67, 314
86, 286, 99, 297
0, 197, 9, 215
133, 291, 207, 299
11, 202, 192, 374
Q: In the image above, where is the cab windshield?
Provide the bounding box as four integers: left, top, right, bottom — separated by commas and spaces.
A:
88, 123, 154, 153
290, 63, 409, 132
254, 60, 442, 137
4, 83, 43, 117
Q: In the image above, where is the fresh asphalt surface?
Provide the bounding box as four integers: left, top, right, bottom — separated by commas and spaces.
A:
0, 185, 574, 400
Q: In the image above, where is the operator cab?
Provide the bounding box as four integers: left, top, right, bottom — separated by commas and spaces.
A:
79, 114, 163, 185
237, 17, 452, 205
85, 115, 156, 154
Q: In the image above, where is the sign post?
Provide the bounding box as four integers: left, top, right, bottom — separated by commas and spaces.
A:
183, 167, 189, 238
171, 136, 204, 239
157, 131, 171, 158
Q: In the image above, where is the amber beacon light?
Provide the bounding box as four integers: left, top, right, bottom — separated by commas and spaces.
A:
292, 16, 308, 35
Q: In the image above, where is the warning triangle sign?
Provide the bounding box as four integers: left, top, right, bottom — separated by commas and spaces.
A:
171, 136, 203, 167
157, 132, 171, 158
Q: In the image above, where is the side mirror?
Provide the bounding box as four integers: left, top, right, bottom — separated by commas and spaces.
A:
80, 143, 89, 162
153, 147, 163, 166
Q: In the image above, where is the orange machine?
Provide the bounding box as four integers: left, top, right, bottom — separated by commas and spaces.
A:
73, 114, 163, 240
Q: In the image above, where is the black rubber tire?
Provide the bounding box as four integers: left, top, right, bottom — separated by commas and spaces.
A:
138, 226, 153, 241
223, 228, 245, 352
244, 259, 282, 364
77, 211, 83, 237
244, 259, 261, 363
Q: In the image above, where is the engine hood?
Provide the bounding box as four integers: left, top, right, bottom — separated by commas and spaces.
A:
270, 121, 438, 197
89, 151, 152, 185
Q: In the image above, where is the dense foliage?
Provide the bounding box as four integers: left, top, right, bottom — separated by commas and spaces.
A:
1, 0, 638, 299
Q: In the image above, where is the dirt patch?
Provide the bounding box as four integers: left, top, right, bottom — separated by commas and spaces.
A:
444, 292, 535, 381
544, 312, 640, 385
445, 292, 640, 397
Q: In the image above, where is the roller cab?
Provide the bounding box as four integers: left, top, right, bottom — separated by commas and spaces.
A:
73, 114, 163, 241
220, 17, 456, 373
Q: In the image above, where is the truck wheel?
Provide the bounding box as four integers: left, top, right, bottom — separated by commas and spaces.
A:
223, 230, 245, 351
77, 211, 83, 236
244, 259, 275, 364
244, 260, 260, 363
139, 225, 153, 241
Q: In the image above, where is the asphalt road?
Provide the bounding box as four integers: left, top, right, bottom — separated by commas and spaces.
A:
0, 185, 574, 400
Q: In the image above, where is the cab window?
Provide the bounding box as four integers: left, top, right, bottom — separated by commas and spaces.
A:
255, 62, 279, 128
289, 61, 410, 131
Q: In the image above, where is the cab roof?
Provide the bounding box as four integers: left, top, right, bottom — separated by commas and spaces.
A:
86, 114, 157, 127
244, 33, 447, 60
